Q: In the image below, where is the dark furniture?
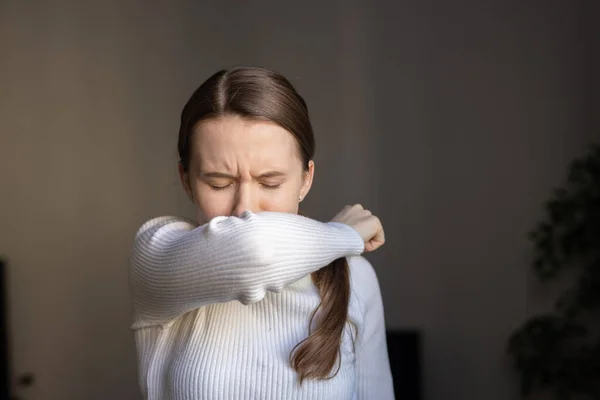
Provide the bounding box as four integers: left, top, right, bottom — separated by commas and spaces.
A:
387, 330, 422, 400
1, 258, 9, 400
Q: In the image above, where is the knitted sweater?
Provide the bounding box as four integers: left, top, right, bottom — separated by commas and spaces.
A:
129, 211, 395, 400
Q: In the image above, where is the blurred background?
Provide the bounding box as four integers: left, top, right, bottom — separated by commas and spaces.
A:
1, 0, 599, 399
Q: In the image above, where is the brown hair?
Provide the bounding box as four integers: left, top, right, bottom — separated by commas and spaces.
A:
178, 67, 351, 383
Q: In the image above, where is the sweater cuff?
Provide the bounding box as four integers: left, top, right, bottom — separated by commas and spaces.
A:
328, 222, 365, 255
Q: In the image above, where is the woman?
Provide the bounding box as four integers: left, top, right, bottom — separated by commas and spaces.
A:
129, 67, 395, 400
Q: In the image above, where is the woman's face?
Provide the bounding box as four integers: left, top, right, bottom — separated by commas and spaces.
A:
179, 115, 314, 224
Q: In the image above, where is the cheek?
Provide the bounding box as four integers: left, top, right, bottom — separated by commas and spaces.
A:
193, 187, 233, 222
259, 186, 300, 213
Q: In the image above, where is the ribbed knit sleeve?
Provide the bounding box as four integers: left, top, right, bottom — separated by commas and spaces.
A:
129, 211, 364, 328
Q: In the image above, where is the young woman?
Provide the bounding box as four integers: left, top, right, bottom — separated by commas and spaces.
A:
129, 67, 395, 400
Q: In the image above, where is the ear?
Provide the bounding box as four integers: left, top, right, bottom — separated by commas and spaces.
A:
299, 160, 315, 202
178, 162, 194, 202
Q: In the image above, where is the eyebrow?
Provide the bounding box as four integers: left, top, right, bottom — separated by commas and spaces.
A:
201, 171, 287, 179
258, 171, 287, 178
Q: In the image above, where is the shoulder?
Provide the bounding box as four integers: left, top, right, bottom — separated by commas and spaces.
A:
348, 256, 383, 312
348, 255, 378, 284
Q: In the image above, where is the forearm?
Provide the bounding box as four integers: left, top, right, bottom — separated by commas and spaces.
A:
129, 211, 363, 327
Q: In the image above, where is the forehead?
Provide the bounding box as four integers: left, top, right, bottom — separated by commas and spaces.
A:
191, 115, 301, 170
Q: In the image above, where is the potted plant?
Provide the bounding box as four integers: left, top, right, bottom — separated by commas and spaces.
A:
507, 144, 600, 399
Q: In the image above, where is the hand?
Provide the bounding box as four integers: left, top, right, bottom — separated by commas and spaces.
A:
331, 204, 385, 252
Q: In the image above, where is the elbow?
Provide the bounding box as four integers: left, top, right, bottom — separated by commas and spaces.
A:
128, 230, 171, 310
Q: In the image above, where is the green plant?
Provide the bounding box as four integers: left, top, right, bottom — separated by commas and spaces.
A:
508, 144, 600, 400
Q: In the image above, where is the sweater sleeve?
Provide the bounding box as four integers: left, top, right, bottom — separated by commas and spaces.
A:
129, 211, 364, 328
349, 256, 395, 400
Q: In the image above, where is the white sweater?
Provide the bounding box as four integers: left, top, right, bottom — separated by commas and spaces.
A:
129, 211, 395, 400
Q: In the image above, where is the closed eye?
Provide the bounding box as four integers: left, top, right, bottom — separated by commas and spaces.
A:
210, 183, 232, 191
260, 183, 281, 190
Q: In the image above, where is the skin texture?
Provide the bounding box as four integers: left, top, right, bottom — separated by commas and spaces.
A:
179, 115, 315, 224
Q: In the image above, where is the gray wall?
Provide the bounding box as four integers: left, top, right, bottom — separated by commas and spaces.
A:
0, 1, 597, 399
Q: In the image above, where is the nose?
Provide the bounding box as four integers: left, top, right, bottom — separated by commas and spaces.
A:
232, 182, 259, 217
